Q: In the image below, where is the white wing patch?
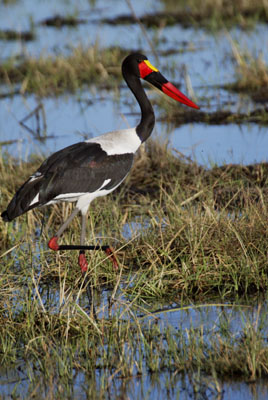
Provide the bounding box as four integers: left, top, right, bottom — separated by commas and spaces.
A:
53, 192, 87, 202
76, 179, 113, 214
29, 193, 39, 206
46, 179, 112, 211
86, 128, 141, 155
99, 179, 111, 189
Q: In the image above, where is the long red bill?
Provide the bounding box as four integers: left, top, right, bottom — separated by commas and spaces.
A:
139, 59, 199, 109
162, 81, 199, 109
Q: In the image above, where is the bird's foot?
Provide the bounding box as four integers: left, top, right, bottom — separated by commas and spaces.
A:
48, 236, 59, 251
79, 251, 88, 273
105, 247, 118, 270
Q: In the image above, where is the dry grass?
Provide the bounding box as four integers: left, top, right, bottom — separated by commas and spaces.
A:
1, 140, 267, 298
104, 0, 268, 29
0, 140, 268, 397
224, 36, 268, 101
163, 0, 268, 28
0, 45, 127, 96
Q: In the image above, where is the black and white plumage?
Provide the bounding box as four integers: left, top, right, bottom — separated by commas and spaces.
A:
2, 141, 135, 217
1, 53, 199, 272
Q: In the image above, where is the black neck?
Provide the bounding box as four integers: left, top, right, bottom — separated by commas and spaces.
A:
123, 73, 155, 143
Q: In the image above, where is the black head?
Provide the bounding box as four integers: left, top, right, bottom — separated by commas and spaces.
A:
121, 52, 199, 109
121, 53, 148, 79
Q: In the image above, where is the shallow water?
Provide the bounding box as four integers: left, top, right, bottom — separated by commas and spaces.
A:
1, 282, 268, 399
2, 222, 268, 399
1, 89, 268, 166
3, 369, 267, 400
1, 0, 268, 166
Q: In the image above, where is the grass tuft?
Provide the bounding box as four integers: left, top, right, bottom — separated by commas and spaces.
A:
224, 37, 268, 101
0, 45, 127, 96
102, 0, 268, 30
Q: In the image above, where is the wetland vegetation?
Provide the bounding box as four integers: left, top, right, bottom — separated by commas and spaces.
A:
0, 0, 268, 398
226, 44, 268, 103
0, 45, 127, 96
102, 0, 268, 30
1, 140, 267, 398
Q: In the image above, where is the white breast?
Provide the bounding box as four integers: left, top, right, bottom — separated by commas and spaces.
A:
86, 128, 141, 155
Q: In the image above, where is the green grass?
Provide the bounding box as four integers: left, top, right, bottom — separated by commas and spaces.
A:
0, 140, 268, 397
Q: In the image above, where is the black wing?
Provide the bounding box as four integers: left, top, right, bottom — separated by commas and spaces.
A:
2, 142, 133, 221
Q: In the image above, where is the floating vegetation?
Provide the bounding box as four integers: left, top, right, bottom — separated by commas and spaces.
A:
39, 14, 87, 28
159, 106, 268, 125
0, 28, 35, 41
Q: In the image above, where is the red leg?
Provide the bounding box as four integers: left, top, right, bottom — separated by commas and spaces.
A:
48, 236, 59, 251
48, 208, 80, 251
48, 235, 118, 272
105, 247, 119, 270
79, 251, 88, 273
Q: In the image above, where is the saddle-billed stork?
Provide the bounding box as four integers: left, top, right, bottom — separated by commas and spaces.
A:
1, 53, 199, 273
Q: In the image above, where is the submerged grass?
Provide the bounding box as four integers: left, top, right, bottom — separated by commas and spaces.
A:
2, 292, 268, 398
0, 140, 268, 396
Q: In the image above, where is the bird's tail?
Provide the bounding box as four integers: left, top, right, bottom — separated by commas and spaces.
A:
1, 177, 42, 222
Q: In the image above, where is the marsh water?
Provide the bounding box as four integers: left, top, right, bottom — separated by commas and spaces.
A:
1, 286, 268, 399
1, 0, 268, 166
0, 0, 268, 398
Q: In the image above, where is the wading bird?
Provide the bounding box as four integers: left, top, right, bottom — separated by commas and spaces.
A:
1, 53, 199, 273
